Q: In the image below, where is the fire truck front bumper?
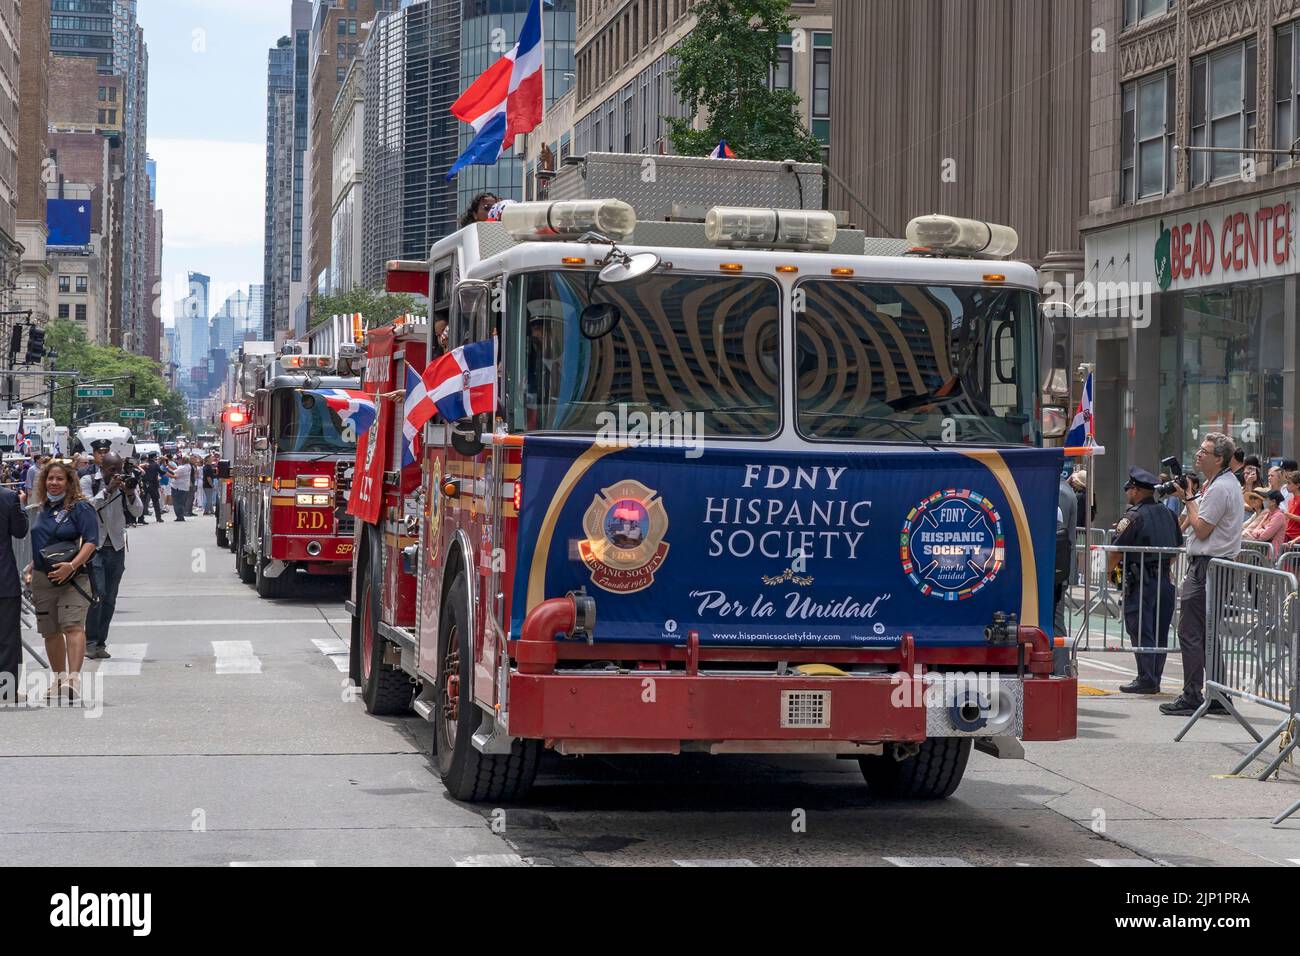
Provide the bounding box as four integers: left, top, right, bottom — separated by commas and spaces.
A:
270, 535, 355, 567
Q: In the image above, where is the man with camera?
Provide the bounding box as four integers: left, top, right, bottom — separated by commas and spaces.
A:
1107, 467, 1181, 694
80, 451, 143, 660
1162, 432, 1244, 717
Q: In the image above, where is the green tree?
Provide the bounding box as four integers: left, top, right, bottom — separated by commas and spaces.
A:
309, 287, 420, 331
667, 0, 825, 163
42, 319, 189, 430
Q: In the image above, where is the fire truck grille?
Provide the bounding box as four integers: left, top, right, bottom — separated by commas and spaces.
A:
337, 515, 355, 538
780, 690, 831, 729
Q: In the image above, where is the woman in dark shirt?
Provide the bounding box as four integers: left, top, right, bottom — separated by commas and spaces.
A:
25, 460, 98, 702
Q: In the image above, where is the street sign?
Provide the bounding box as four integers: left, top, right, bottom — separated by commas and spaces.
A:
76, 385, 114, 398
120, 408, 147, 419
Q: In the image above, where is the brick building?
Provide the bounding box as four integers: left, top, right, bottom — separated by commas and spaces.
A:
16, 0, 51, 327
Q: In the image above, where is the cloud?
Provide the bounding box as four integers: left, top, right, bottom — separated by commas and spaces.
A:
150, 138, 265, 309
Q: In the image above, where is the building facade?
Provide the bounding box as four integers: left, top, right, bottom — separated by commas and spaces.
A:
0, 0, 20, 293
306, 0, 396, 298
1081, 0, 1300, 513
270, 86, 297, 340
264, 34, 295, 340
360, 0, 461, 289
16, 0, 51, 328
330, 58, 364, 294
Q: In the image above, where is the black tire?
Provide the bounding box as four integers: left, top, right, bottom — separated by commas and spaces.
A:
236, 516, 255, 585
359, 574, 412, 715
434, 574, 540, 802
255, 534, 294, 598
859, 738, 972, 799
216, 522, 229, 549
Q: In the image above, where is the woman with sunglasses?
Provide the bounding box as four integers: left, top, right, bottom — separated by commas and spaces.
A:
459, 192, 499, 228
24, 459, 99, 703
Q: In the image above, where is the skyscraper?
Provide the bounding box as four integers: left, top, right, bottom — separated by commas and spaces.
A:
264, 35, 294, 340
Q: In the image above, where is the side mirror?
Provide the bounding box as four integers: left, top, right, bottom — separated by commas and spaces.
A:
453, 280, 492, 341
254, 437, 269, 453
218, 459, 231, 479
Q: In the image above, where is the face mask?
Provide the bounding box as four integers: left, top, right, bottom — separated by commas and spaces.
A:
47, 492, 65, 505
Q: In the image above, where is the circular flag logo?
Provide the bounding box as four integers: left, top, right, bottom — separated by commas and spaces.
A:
900, 490, 1005, 601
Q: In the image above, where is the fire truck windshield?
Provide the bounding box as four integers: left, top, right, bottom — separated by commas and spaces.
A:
504, 270, 782, 437
272, 390, 355, 454
795, 281, 1041, 447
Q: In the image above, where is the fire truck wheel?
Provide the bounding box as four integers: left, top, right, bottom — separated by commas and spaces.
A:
859, 737, 972, 799
360, 576, 412, 715
235, 518, 255, 585
216, 522, 229, 549
434, 574, 540, 803
255, 543, 295, 599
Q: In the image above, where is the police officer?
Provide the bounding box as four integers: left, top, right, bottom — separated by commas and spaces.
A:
1107, 467, 1182, 693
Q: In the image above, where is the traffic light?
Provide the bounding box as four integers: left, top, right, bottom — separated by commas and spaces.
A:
8, 326, 20, 359
24, 326, 45, 364
129, 381, 136, 399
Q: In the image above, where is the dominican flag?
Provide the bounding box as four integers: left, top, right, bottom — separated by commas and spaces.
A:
307, 388, 377, 439
447, 0, 545, 179
1065, 372, 1094, 447
401, 364, 424, 467
709, 141, 736, 159
407, 340, 496, 430
15, 410, 28, 454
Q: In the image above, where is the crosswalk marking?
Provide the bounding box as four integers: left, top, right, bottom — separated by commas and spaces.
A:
1088, 858, 1162, 867
114, 618, 349, 628
311, 638, 350, 672
673, 859, 757, 867
212, 640, 262, 675
455, 854, 528, 867
885, 857, 973, 867
96, 643, 147, 677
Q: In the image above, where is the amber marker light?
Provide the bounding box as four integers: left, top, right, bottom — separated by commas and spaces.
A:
720, 263, 744, 272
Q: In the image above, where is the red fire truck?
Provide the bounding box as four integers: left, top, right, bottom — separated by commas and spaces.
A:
346, 155, 1077, 803
227, 343, 365, 598
214, 402, 248, 550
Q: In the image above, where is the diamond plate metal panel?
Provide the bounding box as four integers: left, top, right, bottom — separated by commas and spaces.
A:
552, 153, 824, 219
923, 674, 1024, 738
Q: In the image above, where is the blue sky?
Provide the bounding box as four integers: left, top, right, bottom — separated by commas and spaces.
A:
138, 0, 289, 322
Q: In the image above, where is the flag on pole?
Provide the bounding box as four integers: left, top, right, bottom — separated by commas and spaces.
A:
406, 340, 496, 430
709, 140, 736, 159
1065, 372, 1094, 446
401, 364, 424, 467
447, 0, 545, 179
15, 409, 27, 454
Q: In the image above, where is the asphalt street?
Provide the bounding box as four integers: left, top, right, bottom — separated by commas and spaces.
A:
4, 516, 1300, 867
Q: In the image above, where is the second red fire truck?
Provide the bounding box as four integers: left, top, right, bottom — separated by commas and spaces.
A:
225, 341, 365, 598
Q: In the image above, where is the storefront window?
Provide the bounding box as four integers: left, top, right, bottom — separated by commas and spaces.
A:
1175, 281, 1283, 467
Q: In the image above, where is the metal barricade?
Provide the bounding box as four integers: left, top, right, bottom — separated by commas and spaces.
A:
1070, 544, 1185, 658
1235, 541, 1272, 567
1277, 549, 1300, 577
1063, 528, 1109, 615
1174, 558, 1300, 823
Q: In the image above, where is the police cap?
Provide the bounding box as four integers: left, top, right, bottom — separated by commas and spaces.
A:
1124, 467, 1159, 491
90, 439, 113, 452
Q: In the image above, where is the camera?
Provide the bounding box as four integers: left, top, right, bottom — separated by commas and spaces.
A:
123, 475, 139, 491
1155, 456, 1187, 496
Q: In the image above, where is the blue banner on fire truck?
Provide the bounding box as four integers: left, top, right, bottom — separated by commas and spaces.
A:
510, 438, 1063, 648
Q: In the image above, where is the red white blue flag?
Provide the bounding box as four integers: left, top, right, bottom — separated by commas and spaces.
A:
407, 340, 496, 430
402, 364, 424, 467
1065, 372, 1094, 447
709, 140, 736, 159
307, 388, 377, 438
448, 0, 545, 179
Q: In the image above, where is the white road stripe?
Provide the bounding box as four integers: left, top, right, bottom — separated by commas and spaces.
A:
1088, 858, 1163, 867
1078, 658, 1138, 676
455, 854, 528, 867
885, 857, 972, 867
114, 618, 348, 628
96, 643, 147, 677
311, 637, 350, 672
228, 860, 317, 867
212, 641, 262, 675
673, 859, 757, 867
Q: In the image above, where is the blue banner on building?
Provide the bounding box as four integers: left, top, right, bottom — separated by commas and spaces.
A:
511, 439, 1063, 648
47, 199, 92, 246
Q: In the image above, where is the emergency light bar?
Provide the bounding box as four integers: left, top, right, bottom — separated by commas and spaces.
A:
905, 215, 1019, 258
704, 207, 838, 251
281, 355, 333, 370
501, 199, 636, 242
